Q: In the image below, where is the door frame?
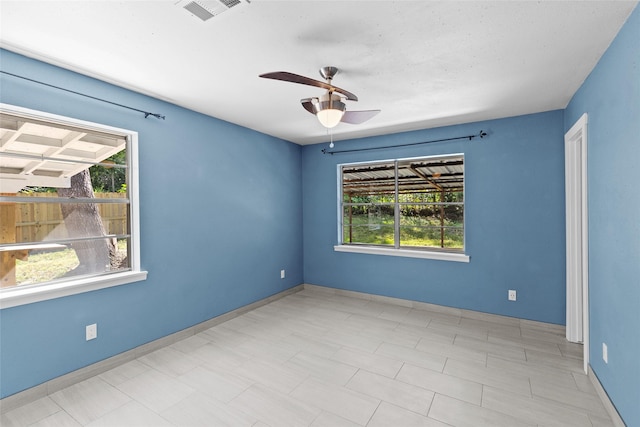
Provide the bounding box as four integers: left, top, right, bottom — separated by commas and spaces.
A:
565, 113, 589, 373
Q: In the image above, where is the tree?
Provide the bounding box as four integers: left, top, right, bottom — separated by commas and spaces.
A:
58, 169, 115, 275
90, 150, 126, 192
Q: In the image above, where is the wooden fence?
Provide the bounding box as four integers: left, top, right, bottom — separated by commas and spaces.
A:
14, 193, 127, 243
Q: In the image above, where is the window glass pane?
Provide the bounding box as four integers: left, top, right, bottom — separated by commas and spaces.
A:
399, 204, 463, 248
11, 237, 130, 287
399, 225, 463, 249
342, 204, 395, 245
342, 162, 396, 203
12, 198, 129, 244
340, 154, 464, 253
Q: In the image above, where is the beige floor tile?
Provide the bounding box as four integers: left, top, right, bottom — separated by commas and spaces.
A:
375, 342, 447, 372
443, 358, 532, 396
229, 383, 321, 427
572, 371, 598, 394
115, 369, 194, 413
234, 335, 300, 362
429, 393, 535, 427
197, 324, 253, 348
310, 411, 362, 427
178, 365, 252, 403
290, 377, 380, 426
50, 377, 131, 425
285, 351, 359, 386
368, 401, 450, 427
346, 370, 434, 415
454, 334, 527, 361
138, 346, 202, 377
86, 401, 173, 427
360, 325, 422, 349
0, 396, 61, 427
396, 363, 483, 405
458, 317, 522, 338
330, 347, 403, 378
482, 385, 594, 426
395, 323, 456, 344
379, 307, 431, 327
588, 413, 617, 427
529, 377, 609, 417
486, 354, 581, 391
320, 328, 383, 353
99, 359, 150, 387
161, 391, 256, 426
415, 336, 488, 364
280, 332, 342, 357
29, 410, 82, 427
189, 341, 251, 369
524, 348, 585, 373
232, 357, 308, 394
487, 333, 564, 356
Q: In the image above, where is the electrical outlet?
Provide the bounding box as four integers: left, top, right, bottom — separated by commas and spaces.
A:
508, 290, 517, 301
86, 323, 97, 341
280, 269, 285, 279
602, 343, 608, 363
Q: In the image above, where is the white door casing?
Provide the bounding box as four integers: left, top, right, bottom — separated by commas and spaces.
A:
564, 113, 589, 373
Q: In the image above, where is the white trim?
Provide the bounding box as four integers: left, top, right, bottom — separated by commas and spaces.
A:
0, 271, 148, 309
334, 244, 470, 262
0, 103, 147, 309
564, 112, 589, 373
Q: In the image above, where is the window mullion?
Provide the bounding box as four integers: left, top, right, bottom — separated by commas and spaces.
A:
394, 160, 400, 249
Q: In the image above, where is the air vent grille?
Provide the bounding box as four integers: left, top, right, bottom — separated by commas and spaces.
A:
220, 0, 241, 8
179, 0, 246, 22
183, 1, 214, 21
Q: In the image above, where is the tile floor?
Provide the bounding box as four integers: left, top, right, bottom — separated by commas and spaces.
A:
1, 287, 613, 426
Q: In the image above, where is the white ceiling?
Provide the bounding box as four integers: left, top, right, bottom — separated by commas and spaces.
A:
0, 1, 636, 145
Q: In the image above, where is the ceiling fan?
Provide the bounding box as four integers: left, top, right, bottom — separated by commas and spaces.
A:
259, 66, 381, 128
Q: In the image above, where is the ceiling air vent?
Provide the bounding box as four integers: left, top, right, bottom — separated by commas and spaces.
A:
177, 0, 247, 22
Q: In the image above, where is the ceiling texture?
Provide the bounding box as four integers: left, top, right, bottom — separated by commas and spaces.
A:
0, 1, 637, 145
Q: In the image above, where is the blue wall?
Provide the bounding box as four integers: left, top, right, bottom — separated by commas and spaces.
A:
302, 111, 567, 324
0, 49, 304, 398
564, 5, 640, 426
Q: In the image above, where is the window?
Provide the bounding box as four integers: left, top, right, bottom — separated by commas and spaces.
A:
336, 154, 469, 262
0, 104, 146, 308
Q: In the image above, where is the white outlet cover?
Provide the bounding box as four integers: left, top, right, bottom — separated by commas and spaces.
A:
602, 343, 608, 363
280, 269, 285, 279
86, 324, 97, 341
508, 290, 517, 301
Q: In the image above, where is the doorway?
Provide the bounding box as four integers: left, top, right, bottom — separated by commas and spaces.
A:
564, 113, 589, 373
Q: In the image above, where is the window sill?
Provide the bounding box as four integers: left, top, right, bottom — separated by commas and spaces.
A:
334, 245, 470, 262
0, 271, 148, 309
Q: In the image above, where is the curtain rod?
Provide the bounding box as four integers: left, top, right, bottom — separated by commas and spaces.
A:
0, 70, 166, 120
321, 130, 487, 155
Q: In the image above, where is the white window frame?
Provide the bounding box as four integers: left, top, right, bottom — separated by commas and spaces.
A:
0, 104, 147, 309
334, 154, 470, 263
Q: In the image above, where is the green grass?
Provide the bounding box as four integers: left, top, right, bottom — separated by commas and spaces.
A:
343, 214, 463, 249
15, 248, 79, 285
15, 240, 127, 286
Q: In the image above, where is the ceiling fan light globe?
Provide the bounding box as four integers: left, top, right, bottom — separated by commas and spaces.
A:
314, 94, 346, 128
317, 108, 344, 128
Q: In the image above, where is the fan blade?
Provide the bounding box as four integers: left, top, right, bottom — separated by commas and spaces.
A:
341, 110, 381, 124
260, 71, 358, 101
300, 98, 316, 114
